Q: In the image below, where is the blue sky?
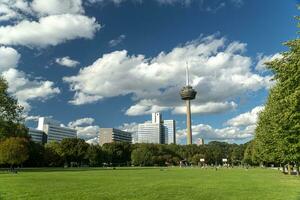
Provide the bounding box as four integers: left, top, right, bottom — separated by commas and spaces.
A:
0, 0, 298, 144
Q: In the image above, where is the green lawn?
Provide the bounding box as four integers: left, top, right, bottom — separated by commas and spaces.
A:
0, 167, 299, 200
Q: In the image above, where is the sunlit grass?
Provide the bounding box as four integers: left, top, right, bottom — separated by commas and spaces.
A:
0, 167, 299, 200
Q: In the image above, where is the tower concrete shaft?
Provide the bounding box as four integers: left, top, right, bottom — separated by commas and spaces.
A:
186, 100, 192, 145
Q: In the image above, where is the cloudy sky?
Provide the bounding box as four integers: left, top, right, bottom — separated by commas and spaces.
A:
0, 0, 298, 144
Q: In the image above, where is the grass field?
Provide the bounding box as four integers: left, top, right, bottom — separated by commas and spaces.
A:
0, 167, 299, 200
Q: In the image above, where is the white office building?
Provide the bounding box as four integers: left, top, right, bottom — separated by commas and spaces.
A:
138, 122, 163, 144
37, 117, 77, 143
197, 138, 204, 146
152, 112, 162, 124
163, 120, 176, 144
137, 113, 175, 144
99, 128, 132, 146
28, 128, 47, 144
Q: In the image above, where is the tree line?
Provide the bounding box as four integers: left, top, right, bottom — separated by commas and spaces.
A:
0, 137, 248, 168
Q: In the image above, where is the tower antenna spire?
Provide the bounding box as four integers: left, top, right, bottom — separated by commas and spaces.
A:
186, 61, 190, 86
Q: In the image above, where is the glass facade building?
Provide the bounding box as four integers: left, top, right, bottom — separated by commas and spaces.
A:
28, 128, 47, 144
137, 113, 176, 144
163, 120, 176, 144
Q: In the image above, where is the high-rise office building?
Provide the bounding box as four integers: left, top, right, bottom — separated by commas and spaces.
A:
197, 138, 204, 146
163, 120, 176, 144
152, 112, 162, 124
131, 132, 138, 144
137, 113, 176, 144
137, 122, 163, 144
99, 128, 132, 146
28, 128, 47, 144
37, 117, 77, 143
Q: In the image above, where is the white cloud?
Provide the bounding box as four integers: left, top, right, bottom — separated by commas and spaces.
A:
74, 125, 100, 139
0, 14, 100, 47
68, 117, 95, 127
31, 0, 84, 16
0, 47, 61, 112
68, 117, 100, 140
177, 123, 254, 144
0, 46, 20, 73
0, 0, 84, 20
2, 68, 60, 111
256, 53, 283, 71
56, 56, 80, 68
9, 0, 31, 13
172, 101, 237, 115
68, 92, 103, 105
64, 35, 271, 116
226, 105, 264, 127
118, 122, 138, 133
0, 0, 32, 21
108, 34, 126, 47
25, 115, 41, 122
0, 4, 18, 21
125, 99, 169, 116
177, 105, 263, 144
86, 136, 99, 144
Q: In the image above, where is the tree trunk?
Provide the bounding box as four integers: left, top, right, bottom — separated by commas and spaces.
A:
288, 163, 291, 175
296, 163, 299, 176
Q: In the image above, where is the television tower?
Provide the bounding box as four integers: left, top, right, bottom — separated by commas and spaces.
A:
180, 63, 197, 145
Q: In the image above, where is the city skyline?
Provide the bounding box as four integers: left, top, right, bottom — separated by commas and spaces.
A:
0, 0, 298, 144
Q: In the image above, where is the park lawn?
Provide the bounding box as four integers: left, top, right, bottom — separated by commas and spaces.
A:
0, 168, 299, 200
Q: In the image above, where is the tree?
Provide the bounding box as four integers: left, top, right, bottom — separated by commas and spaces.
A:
0, 137, 29, 171
0, 77, 28, 139
228, 144, 245, 165
60, 138, 89, 167
24, 141, 45, 167
206, 141, 229, 165
44, 142, 63, 167
131, 144, 154, 166
102, 142, 132, 166
254, 19, 300, 174
87, 145, 103, 167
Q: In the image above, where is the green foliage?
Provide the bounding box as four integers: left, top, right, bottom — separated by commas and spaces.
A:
1, 139, 251, 168
254, 36, 300, 165
60, 138, 89, 166
44, 142, 63, 167
0, 77, 28, 139
206, 141, 229, 164
0, 137, 29, 167
24, 141, 45, 167
87, 145, 103, 167
131, 144, 154, 166
102, 142, 131, 165
228, 144, 245, 165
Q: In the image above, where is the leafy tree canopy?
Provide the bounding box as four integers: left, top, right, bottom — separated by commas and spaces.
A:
0, 77, 28, 139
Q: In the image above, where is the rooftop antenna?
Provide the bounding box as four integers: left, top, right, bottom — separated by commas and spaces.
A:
186, 61, 190, 86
